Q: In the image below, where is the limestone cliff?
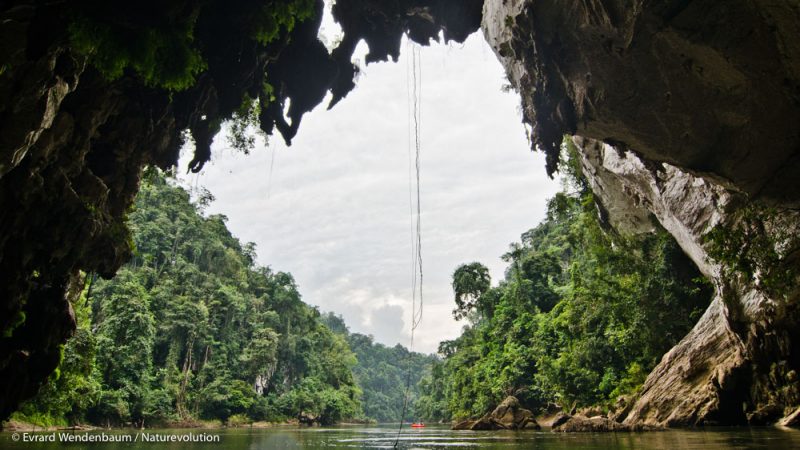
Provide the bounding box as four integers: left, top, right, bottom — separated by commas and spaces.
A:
483, 0, 800, 426
574, 137, 799, 426
483, 0, 800, 207
2, 0, 798, 427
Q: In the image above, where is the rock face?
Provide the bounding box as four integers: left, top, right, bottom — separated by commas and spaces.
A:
571, 138, 800, 427
483, 0, 800, 427
0, 3, 181, 419
548, 413, 571, 429
552, 415, 654, 432
482, 0, 800, 207
452, 396, 540, 430
298, 411, 321, 426
780, 407, 800, 428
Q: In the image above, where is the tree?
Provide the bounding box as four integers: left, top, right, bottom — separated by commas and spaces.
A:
418, 142, 711, 419
451, 262, 491, 321
14, 170, 368, 426
90, 270, 156, 426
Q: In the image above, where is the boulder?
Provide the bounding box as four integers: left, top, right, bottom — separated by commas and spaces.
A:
779, 407, 800, 428
552, 415, 662, 432
577, 406, 605, 419
549, 413, 571, 429
746, 403, 784, 425
451, 420, 474, 430
451, 396, 540, 431
298, 411, 320, 426
553, 416, 628, 432
608, 396, 633, 423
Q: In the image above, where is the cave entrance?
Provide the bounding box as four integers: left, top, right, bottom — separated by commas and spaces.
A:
177, 32, 560, 353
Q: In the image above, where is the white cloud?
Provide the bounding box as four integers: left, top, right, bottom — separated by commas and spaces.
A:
178, 33, 559, 353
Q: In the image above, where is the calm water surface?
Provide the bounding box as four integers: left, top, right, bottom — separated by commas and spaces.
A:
3, 424, 799, 449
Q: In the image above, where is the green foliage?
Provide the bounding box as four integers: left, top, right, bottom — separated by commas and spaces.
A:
68, 13, 206, 91
415, 142, 711, 419
66, 0, 315, 91
414, 359, 450, 422
227, 96, 263, 154
320, 314, 435, 423
88, 272, 157, 426
2, 310, 25, 338
703, 204, 798, 297
16, 170, 363, 426
451, 262, 491, 321
276, 376, 361, 425
11, 288, 101, 426
199, 377, 257, 422
252, 0, 316, 45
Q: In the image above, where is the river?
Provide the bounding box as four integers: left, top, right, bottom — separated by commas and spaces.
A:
3, 424, 799, 448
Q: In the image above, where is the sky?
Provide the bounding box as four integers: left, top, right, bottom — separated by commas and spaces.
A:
177, 12, 560, 354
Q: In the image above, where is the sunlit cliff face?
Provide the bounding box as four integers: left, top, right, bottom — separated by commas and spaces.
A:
483, 0, 800, 426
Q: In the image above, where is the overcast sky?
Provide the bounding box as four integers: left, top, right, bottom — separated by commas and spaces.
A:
177, 17, 560, 354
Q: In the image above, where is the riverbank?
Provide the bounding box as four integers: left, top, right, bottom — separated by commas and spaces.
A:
1, 418, 314, 433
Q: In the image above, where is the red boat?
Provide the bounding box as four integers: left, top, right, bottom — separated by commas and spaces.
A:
410, 423, 425, 428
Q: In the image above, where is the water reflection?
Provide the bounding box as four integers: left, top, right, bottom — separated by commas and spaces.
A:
2, 424, 798, 449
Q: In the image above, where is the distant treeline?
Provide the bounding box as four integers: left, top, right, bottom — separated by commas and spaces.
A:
322, 313, 436, 423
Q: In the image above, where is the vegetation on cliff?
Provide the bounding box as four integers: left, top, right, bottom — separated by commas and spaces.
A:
414, 143, 712, 420
0, 1, 487, 418
8, 171, 428, 427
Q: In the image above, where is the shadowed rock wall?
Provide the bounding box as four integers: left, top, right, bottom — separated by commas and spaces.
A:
483, 0, 800, 425
483, 0, 800, 207
574, 137, 799, 426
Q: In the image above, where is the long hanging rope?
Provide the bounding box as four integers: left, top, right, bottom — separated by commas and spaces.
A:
394, 39, 423, 449
266, 144, 277, 199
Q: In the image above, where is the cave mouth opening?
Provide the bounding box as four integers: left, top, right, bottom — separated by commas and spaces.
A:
175, 30, 561, 354
167, 24, 718, 423
6, 0, 793, 427
0, 0, 489, 420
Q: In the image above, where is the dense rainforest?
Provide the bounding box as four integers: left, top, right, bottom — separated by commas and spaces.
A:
7, 142, 718, 428
322, 313, 436, 423
7, 170, 429, 428
0, 0, 486, 420
413, 142, 713, 421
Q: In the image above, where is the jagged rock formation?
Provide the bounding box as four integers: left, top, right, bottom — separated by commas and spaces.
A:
484, 0, 800, 427
482, 0, 800, 207
0, 0, 482, 421
572, 138, 799, 426
781, 407, 800, 428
